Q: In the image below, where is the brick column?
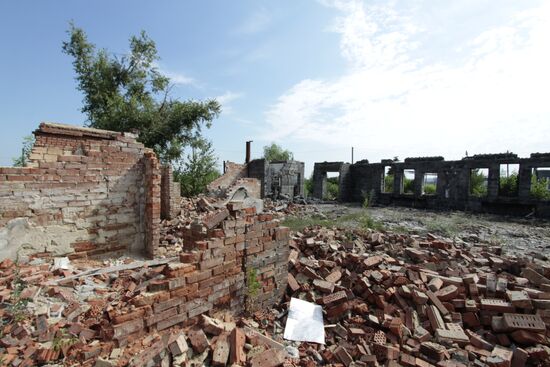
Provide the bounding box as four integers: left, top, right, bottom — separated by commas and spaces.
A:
144, 151, 161, 258
161, 165, 181, 220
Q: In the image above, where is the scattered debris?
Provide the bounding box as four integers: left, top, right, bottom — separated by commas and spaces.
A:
2, 198, 550, 366
265, 224, 550, 366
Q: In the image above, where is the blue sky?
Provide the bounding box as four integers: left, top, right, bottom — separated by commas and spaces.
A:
1, 1, 549, 176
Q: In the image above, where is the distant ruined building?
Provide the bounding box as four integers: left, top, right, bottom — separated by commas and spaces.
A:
313, 153, 550, 217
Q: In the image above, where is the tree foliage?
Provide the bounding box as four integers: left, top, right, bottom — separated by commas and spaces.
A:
263, 143, 293, 162
470, 169, 488, 197
324, 177, 339, 200
12, 135, 35, 167
173, 139, 220, 197
62, 23, 220, 163
531, 175, 550, 200
383, 174, 394, 193
423, 183, 436, 195
403, 177, 414, 194
304, 175, 313, 197
499, 173, 518, 197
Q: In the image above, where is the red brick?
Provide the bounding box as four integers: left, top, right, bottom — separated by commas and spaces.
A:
249, 349, 285, 367
229, 328, 246, 365
188, 329, 210, 353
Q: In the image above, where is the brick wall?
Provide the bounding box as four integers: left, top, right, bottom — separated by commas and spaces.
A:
160, 165, 182, 220
341, 154, 550, 217
0, 123, 160, 260
107, 203, 290, 345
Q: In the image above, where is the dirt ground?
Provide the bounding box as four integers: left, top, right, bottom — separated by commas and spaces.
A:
308, 203, 550, 263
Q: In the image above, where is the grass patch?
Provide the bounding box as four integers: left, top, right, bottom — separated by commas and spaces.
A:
281, 210, 384, 232
420, 214, 469, 238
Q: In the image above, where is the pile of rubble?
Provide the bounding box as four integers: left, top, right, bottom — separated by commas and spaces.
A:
262, 199, 319, 218
159, 197, 224, 256
159, 197, 316, 257
0, 200, 290, 367
2, 202, 550, 366
267, 226, 550, 366
0, 252, 293, 367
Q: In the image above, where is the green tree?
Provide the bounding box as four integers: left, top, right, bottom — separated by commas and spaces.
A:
324, 177, 339, 200
12, 135, 35, 167
423, 183, 436, 195
174, 139, 220, 197
384, 174, 394, 193
531, 175, 550, 200
499, 173, 518, 197
62, 23, 220, 163
304, 175, 313, 197
263, 143, 293, 162
403, 177, 414, 194
470, 169, 488, 197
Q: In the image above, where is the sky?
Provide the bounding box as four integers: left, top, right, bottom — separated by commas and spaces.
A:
1, 0, 549, 176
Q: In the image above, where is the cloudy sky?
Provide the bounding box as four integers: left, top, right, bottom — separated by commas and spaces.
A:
1, 0, 548, 175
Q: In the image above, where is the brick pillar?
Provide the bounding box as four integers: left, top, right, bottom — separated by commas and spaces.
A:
394, 169, 403, 195
144, 151, 161, 258
487, 164, 500, 199
518, 163, 532, 199
312, 168, 326, 199
161, 164, 182, 220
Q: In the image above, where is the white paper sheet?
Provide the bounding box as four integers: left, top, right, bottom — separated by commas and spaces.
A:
283, 297, 325, 344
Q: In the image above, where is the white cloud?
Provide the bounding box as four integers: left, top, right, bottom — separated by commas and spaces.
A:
162, 70, 195, 86
235, 9, 272, 35
216, 91, 243, 114
265, 0, 550, 162
216, 91, 242, 105
153, 62, 195, 86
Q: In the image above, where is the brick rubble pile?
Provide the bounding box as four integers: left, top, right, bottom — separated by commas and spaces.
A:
0, 202, 289, 367
269, 225, 550, 366
2, 204, 550, 366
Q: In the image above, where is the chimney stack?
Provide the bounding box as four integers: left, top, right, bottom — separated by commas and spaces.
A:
245, 141, 252, 164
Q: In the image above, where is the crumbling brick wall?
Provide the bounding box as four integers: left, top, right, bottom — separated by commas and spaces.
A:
0, 123, 160, 260
108, 204, 290, 345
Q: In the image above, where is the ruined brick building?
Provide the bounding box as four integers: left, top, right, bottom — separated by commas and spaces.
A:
0, 123, 291, 365
207, 141, 305, 200
313, 154, 550, 217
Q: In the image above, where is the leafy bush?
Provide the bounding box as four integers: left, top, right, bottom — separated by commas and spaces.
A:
324, 177, 339, 200
499, 173, 518, 197
531, 176, 550, 200
423, 183, 436, 195
470, 169, 488, 197
304, 176, 313, 197
357, 214, 384, 231
362, 189, 375, 208
403, 177, 414, 194
246, 268, 261, 297
384, 174, 394, 193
